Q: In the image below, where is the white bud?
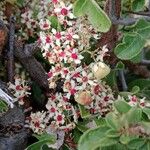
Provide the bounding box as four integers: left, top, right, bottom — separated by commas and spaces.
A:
92, 62, 110, 80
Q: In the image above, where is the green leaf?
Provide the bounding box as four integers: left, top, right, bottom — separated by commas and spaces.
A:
73, 128, 82, 143
132, 0, 145, 12
126, 107, 142, 124
104, 70, 117, 89
48, 16, 61, 30
126, 19, 150, 32
73, 0, 87, 16
130, 52, 142, 63
0, 100, 8, 113
94, 118, 106, 126
106, 113, 120, 130
128, 138, 146, 149
77, 123, 89, 132
101, 143, 126, 150
115, 61, 125, 70
106, 129, 120, 138
114, 100, 131, 114
128, 79, 150, 91
115, 19, 150, 60
78, 104, 91, 119
143, 108, 150, 119
131, 86, 140, 94
16, 0, 24, 7
140, 141, 150, 150
114, 33, 145, 60
78, 126, 116, 150
73, 0, 111, 32
26, 134, 56, 150
120, 135, 135, 145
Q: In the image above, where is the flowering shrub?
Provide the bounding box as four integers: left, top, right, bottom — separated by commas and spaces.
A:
1, 0, 150, 149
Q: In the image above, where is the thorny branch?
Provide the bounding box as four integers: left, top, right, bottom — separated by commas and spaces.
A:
7, 16, 15, 83
14, 41, 49, 90
0, 17, 49, 90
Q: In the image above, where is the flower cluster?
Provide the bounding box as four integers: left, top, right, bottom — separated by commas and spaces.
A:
26, 111, 49, 134
128, 95, 150, 108
8, 76, 31, 105
20, 0, 113, 134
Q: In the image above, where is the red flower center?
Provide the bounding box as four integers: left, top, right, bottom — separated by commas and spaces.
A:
46, 52, 51, 57
82, 76, 88, 82
48, 72, 53, 78
131, 96, 137, 102
61, 8, 68, 16
52, 0, 58, 4
34, 121, 40, 128
46, 36, 51, 43
73, 72, 80, 78
104, 96, 109, 102
66, 34, 72, 40
55, 32, 61, 39
43, 23, 49, 29
57, 115, 63, 121
50, 107, 56, 113
63, 69, 68, 74
71, 53, 78, 59
59, 51, 65, 57
70, 88, 76, 95
94, 85, 101, 95
16, 85, 22, 90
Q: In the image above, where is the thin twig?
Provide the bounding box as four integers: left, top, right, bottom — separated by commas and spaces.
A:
7, 16, 15, 83
109, 0, 116, 19
118, 70, 128, 91
140, 59, 150, 65
112, 14, 150, 25
125, 10, 150, 17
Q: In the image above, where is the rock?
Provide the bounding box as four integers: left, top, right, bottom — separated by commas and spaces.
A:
0, 106, 28, 150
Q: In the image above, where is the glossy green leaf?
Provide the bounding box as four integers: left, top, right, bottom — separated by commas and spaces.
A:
78, 126, 116, 150
16, 0, 24, 6
128, 79, 150, 91
104, 70, 117, 89
77, 123, 89, 132
26, 134, 56, 150
73, 0, 111, 32
115, 61, 125, 70
106, 113, 120, 130
128, 138, 146, 149
78, 104, 91, 119
94, 118, 106, 126
131, 86, 140, 94
100, 143, 126, 150
140, 141, 150, 150
126, 107, 142, 124
114, 33, 145, 60
143, 108, 150, 119
0, 100, 8, 113
48, 16, 61, 30
132, 0, 145, 11
115, 19, 150, 60
73, 0, 87, 16
114, 100, 131, 114
106, 129, 120, 138
120, 135, 135, 145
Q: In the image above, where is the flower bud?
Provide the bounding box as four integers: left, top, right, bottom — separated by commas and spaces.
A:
92, 62, 110, 80
75, 91, 92, 106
